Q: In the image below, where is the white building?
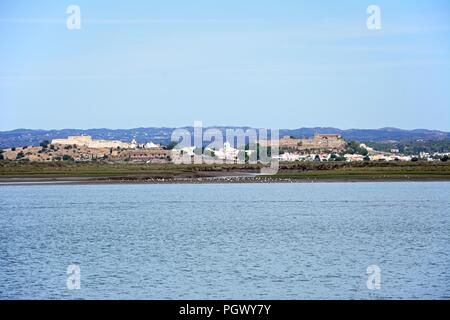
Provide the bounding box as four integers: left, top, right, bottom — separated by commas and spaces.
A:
344, 154, 365, 162
209, 141, 241, 161
144, 142, 160, 149
130, 139, 138, 149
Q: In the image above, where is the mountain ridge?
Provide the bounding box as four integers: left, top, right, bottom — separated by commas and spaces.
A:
1, 126, 449, 148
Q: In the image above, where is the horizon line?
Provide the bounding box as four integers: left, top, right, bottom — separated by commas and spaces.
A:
1, 126, 449, 134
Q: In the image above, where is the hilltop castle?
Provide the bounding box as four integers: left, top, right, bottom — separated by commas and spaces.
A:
261, 133, 346, 151
51, 135, 132, 149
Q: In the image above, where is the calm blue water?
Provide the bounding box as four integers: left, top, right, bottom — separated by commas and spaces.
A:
0, 182, 449, 299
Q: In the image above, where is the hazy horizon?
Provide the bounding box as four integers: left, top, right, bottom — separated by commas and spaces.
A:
1, 124, 449, 133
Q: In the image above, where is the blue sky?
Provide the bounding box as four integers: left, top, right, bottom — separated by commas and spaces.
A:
0, 0, 449, 131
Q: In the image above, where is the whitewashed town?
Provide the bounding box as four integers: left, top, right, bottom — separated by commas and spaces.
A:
1, 133, 448, 164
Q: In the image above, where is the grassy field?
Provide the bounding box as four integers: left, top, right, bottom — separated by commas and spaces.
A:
1, 160, 449, 181
269, 161, 450, 180
0, 161, 261, 178
271, 166, 450, 180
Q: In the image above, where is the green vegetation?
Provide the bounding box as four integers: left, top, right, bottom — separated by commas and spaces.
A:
0, 161, 449, 181
329, 153, 346, 161
268, 161, 450, 181
62, 155, 74, 161
0, 161, 259, 178
365, 140, 450, 155
163, 141, 178, 150
40, 140, 50, 149
16, 151, 25, 159
345, 141, 368, 156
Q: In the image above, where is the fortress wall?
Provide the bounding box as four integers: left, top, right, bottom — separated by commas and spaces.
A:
52, 136, 130, 149
262, 134, 346, 151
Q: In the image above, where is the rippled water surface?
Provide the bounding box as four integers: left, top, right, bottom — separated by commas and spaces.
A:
0, 182, 449, 299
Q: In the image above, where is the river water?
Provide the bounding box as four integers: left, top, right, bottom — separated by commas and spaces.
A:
0, 182, 449, 299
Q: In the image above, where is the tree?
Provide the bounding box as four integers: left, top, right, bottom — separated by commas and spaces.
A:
164, 141, 178, 150
40, 140, 50, 148
346, 141, 368, 156
16, 151, 25, 159
62, 155, 74, 161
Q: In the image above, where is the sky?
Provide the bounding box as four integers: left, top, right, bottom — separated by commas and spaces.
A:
0, 0, 449, 131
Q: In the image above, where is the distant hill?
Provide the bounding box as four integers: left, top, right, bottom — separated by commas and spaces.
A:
0, 126, 449, 148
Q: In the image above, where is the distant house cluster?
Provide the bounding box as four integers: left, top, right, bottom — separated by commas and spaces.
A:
171, 141, 254, 164
1, 133, 449, 164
